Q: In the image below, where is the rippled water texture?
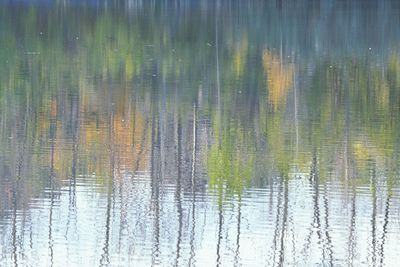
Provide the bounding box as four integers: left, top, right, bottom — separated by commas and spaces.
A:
1, 1, 400, 266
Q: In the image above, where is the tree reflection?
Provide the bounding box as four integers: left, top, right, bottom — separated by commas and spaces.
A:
0, 1, 400, 266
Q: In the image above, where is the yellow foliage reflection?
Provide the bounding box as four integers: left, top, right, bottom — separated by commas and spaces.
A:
39, 88, 150, 187
233, 35, 248, 78
262, 49, 293, 110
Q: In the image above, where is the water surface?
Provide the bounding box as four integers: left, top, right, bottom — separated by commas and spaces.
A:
0, 1, 400, 266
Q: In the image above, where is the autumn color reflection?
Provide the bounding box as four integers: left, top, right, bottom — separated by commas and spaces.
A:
0, 1, 400, 266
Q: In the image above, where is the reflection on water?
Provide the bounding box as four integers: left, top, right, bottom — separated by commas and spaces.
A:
1, 1, 400, 266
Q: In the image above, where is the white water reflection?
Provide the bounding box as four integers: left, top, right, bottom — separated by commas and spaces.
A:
1, 172, 399, 266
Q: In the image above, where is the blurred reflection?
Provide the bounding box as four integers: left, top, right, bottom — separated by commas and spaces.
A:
0, 1, 400, 266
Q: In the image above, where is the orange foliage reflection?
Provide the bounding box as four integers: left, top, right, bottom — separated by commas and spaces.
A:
262, 50, 293, 110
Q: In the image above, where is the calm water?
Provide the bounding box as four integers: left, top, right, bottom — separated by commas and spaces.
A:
1, 1, 400, 266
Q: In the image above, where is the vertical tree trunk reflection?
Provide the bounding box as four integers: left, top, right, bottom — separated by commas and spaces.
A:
322, 185, 333, 265
48, 103, 57, 267
370, 166, 377, 266
302, 154, 322, 259
174, 117, 183, 266
234, 195, 242, 267
11, 181, 18, 267
189, 104, 197, 266
347, 188, 357, 266
271, 178, 282, 266
216, 196, 223, 267
151, 83, 161, 266
100, 92, 115, 267
379, 192, 391, 265
66, 94, 79, 254
278, 178, 288, 266
99, 176, 112, 267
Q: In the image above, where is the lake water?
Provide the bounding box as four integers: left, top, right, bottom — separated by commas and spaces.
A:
0, 1, 400, 266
